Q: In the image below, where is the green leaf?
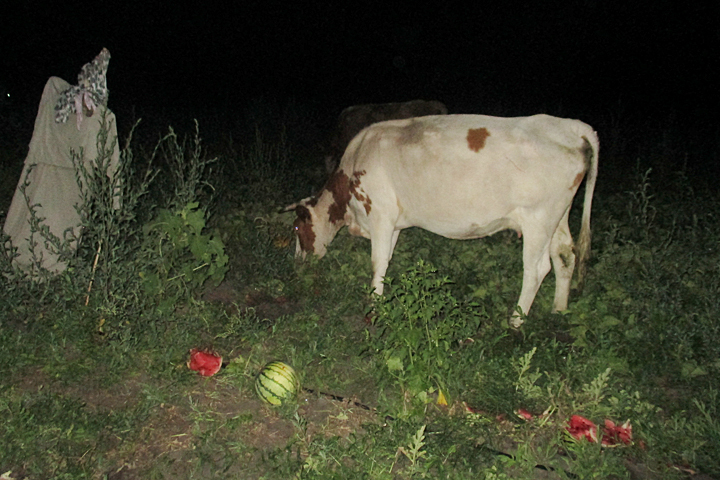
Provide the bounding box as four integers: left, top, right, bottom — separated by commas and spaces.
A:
386, 356, 404, 372
600, 316, 621, 329
681, 362, 708, 378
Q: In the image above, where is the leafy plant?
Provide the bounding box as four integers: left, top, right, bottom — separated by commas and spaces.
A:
159, 120, 217, 212
394, 424, 429, 477
74, 116, 227, 315
368, 260, 484, 411
513, 347, 543, 400
72, 114, 157, 306
139, 201, 228, 313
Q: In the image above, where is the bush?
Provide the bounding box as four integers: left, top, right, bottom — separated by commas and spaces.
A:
139, 201, 228, 314
367, 260, 485, 413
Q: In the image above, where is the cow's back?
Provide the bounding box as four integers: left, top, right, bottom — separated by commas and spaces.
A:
339, 114, 594, 237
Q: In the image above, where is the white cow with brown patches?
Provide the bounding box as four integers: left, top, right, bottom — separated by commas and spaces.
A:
288, 114, 599, 327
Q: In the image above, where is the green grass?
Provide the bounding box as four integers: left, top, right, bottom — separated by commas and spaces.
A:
1, 112, 719, 479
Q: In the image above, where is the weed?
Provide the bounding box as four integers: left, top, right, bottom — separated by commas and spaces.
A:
161, 120, 217, 212
139, 201, 229, 314
368, 260, 484, 414
395, 424, 429, 476
627, 164, 656, 241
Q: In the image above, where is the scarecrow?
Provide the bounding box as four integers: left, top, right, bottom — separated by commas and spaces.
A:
3, 48, 119, 275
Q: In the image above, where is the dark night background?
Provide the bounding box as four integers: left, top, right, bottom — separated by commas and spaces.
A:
1, 1, 718, 178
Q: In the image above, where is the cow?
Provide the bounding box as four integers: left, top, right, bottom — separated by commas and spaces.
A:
324, 99, 448, 173
288, 114, 599, 327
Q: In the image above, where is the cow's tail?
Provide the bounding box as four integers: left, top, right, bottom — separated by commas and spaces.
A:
575, 129, 599, 292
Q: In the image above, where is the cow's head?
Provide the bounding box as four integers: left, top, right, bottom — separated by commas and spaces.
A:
286, 169, 365, 259
285, 196, 341, 259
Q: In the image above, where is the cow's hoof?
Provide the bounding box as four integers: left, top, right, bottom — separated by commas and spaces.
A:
510, 316, 524, 328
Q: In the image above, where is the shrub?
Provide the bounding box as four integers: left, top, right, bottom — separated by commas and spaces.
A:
138, 201, 228, 314
367, 260, 485, 412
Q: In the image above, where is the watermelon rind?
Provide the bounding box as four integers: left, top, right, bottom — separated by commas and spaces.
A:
255, 361, 300, 406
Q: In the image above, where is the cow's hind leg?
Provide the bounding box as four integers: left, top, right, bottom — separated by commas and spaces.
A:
511, 225, 553, 327
550, 209, 575, 312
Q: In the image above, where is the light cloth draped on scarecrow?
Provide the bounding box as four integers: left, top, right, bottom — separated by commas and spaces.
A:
2, 48, 119, 275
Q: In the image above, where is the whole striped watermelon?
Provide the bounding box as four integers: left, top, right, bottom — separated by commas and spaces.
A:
255, 361, 300, 406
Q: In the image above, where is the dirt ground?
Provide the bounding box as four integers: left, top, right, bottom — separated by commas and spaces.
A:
101, 383, 378, 479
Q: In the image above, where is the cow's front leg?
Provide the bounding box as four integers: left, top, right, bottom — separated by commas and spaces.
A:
389, 229, 400, 260
369, 224, 397, 296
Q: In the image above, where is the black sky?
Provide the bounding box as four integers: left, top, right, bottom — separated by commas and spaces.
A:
1, 1, 717, 135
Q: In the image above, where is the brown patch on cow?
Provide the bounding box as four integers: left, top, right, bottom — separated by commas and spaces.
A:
570, 172, 585, 191
467, 127, 490, 152
559, 247, 574, 268
349, 171, 372, 215
293, 205, 315, 253
325, 170, 352, 224
320, 169, 372, 228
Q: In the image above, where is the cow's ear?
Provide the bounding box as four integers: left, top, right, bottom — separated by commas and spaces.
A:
283, 196, 314, 213
282, 203, 299, 212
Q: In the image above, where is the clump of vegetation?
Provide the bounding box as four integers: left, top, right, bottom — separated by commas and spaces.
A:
367, 260, 484, 413
139, 201, 228, 314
